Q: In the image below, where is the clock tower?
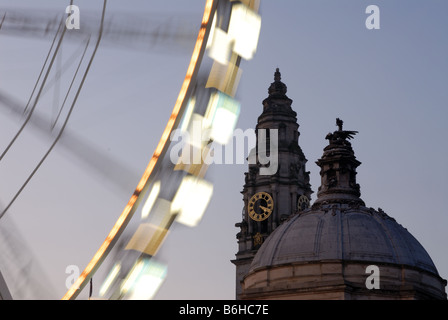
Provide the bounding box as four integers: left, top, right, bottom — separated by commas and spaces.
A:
232, 69, 313, 299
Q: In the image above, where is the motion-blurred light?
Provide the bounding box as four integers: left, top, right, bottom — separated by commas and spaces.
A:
99, 263, 120, 297
121, 258, 167, 300
228, 3, 261, 60
208, 27, 233, 65
171, 176, 213, 227
125, 223, 170, 256
206, 58, 242, 97
141, 181, 161, 219
205, 92, 240, 145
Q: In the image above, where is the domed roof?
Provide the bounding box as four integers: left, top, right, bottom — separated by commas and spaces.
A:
267, 68, 288, 97
250, 118, 441, 279
249, 203, 440, 276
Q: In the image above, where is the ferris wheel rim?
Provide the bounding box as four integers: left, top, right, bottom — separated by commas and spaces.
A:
62, 0, 218, 300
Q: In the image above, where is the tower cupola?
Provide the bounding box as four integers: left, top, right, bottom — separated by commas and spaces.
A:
314, 118, 365, 207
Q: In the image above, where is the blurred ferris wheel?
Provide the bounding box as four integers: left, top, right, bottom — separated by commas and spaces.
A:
0, 0, 261, 300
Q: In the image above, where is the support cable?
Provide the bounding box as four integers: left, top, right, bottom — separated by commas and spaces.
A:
0, 36, 90, 220
0, 18, 66, 162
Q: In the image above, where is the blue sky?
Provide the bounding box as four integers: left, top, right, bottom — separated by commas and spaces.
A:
0, 0, 447, 299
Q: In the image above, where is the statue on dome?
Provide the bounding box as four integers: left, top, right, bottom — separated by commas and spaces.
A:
325, 118, 358, 144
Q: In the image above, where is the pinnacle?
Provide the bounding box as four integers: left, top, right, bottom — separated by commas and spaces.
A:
274, 68, 281, 82
268, 67, 287, 97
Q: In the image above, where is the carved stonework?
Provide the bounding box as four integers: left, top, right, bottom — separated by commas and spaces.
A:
253, 232, 263, 247
233, 69, 313, 300
314, 118, 364, 207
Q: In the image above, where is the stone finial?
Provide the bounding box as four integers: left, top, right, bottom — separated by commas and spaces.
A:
336, 118, 343, 131
268, 67, 287, 97
325, 118, 358, 144
274, 68, 281, 82
314, 119, 364, 207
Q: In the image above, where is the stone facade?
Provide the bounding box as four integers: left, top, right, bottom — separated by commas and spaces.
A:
232, 69, 312, 299
242, 261, 446, 300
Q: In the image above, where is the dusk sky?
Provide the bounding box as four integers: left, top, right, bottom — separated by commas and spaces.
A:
0, 0, 447, 300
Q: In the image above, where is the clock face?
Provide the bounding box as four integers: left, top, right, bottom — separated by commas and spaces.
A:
248, 192, 274, 221
297, 194, 310, 211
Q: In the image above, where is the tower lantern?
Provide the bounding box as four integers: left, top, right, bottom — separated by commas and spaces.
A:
231, 69, 312, 299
